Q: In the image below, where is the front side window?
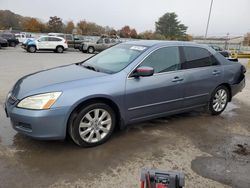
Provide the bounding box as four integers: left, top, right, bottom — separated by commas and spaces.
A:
97, 39, 104, 44
139, 47, 180, 73
182, 47, 212, 69
39, 37, 48, 42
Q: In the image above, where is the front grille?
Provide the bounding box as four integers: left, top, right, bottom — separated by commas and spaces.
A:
17, 122, 32, 131
8, 95, 18, 105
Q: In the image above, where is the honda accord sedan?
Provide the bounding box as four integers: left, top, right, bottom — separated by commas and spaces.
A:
5, 41, 245, 147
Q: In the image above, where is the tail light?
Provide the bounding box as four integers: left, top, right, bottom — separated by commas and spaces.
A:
241, 65, 246, 74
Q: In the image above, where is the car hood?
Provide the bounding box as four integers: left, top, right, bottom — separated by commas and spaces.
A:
0, 37, 7, 43
11, 64, 107, 99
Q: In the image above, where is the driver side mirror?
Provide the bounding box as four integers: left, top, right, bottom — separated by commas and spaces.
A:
131, 66, 154, 78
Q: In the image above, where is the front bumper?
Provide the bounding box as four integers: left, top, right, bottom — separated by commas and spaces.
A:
0, 42, 8, 47
5, 102, 69, 140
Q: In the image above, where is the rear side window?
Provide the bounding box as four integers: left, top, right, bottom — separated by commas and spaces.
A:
182, 47, 216, 69
140, 46, 180, 73
39, 37, 48, 41
104, 38, 110, 44
66, 35, 73, 40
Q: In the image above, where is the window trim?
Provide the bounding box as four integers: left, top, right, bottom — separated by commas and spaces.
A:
128, 45, 182, 78
180, 46, 221, 70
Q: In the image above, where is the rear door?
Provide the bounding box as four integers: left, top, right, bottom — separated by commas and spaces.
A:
48, 37, 62, 49
181, 46, 223, 107
125, 46, 186, 122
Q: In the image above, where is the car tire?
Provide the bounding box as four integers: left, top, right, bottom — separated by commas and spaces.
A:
87, 46, 95, 54
28, 45, 36, 53
208, 85, 229, 115
9, 42, 16, 47
81, 48, 87, 53
56, 46, 64, 53
69, 103, 116, 147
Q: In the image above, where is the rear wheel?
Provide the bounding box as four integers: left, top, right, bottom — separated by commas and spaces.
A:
87, 46, 95, 54
56, 46, 64, 53
69, 103, 116, 147
208, 85, 229, 115
28, 45, 36, 53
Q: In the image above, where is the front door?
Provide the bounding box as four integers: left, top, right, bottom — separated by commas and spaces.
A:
36, 37, 49, 49
125, 46, 186, 122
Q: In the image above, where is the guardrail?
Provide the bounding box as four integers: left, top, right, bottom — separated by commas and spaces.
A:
231, 52, 250, 59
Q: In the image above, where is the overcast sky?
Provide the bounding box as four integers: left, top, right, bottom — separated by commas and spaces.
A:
0, 0, 249, 36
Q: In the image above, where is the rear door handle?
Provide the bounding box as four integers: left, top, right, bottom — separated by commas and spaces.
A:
212, 70, 221, 75
172, 76, 184, 82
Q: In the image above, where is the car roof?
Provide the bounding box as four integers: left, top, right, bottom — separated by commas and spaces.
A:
124, 40, 210, 49
40, 35, 65, 40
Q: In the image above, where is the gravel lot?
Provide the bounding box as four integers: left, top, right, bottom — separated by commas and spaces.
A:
0, 47, 250, 188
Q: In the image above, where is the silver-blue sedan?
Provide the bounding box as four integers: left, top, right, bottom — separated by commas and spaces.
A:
5, 40, 246, 147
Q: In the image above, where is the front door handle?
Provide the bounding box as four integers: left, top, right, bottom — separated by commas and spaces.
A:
212, 70, 221, 75
172, 76, 184, 82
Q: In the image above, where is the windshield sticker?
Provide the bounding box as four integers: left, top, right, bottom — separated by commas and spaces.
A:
130, 46, 146, 51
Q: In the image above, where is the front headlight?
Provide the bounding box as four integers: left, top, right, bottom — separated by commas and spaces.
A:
17, 92, 62, 110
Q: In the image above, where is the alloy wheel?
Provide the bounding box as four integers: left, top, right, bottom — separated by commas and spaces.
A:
212, 89, 228, 112
78, 108, 112, 143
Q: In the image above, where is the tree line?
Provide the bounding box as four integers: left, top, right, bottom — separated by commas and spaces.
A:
0, 10, 192, 40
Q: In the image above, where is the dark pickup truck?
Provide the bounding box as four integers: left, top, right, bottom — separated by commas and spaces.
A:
0, 33, 19, 47
48, 33, 85, 49
0, 37, 8, 48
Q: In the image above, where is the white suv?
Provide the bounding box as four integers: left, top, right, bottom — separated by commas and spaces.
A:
26, 36, 68, 53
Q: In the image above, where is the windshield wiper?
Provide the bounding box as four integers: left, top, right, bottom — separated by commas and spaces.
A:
82, 65, 99, 72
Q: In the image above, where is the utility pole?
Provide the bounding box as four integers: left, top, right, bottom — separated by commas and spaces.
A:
204, 0, 214, 40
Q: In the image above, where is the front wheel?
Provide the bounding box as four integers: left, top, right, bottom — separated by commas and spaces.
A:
9, 42, 16, 47
208, 85, 229, 115
69, 103, 116, 147
87, 46, 95, 54
28, 46, 36, 53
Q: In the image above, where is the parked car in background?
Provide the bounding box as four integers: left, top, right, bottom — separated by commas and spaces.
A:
0, 37, 8, 48
81, 36, 120, 53
0, 33, 19, 47
209, 45, 230, 58
5, 41, 245, 147
21, 38, 35, 49
15, 32, 33, 43
48, 33, 85, 49
23, 36, 68, 53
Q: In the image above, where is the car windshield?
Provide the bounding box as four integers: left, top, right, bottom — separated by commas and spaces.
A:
81, 44, 147, 74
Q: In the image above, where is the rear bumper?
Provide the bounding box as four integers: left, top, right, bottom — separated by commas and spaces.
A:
231, 76, 245, 97
5, 103, 69, 140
